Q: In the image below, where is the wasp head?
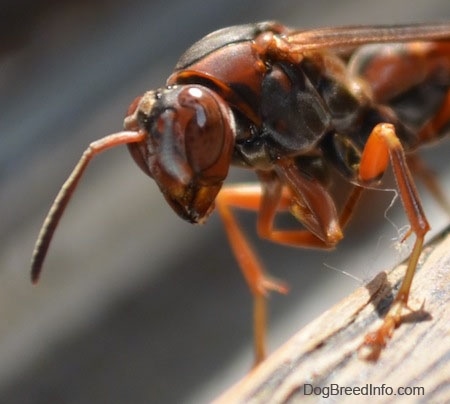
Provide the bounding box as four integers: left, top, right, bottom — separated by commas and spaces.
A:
124, 85, 235, 223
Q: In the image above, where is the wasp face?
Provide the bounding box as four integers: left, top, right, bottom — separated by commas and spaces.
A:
125, 85, 235, 223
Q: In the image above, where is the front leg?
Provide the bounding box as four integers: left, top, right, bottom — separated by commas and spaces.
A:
215, 159, 356, 364
215, 183, 288, 365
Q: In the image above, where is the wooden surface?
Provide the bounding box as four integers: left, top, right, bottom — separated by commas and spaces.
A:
215, 226, 450, 403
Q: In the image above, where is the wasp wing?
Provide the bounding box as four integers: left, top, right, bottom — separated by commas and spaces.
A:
284, 23, 450, 52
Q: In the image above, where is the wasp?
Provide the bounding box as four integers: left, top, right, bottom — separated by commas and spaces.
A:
31, 21, 450, 364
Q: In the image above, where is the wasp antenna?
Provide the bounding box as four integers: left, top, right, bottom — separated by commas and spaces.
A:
31, 130, 146, 284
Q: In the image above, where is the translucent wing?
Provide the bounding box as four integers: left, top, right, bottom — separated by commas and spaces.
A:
284, 23, 450, 52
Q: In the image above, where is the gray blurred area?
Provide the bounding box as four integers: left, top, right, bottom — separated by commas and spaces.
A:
0, 0, 449, 402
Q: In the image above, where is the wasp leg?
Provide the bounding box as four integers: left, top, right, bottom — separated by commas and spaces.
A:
215, 167, 362, 364
417, 88, 450, 145
339, 185, 365, 229
357, 123, 431, 360
215, 184, 289, 364
408, 154, 450, 216
413, 88, 450, 215
407, 88, 450, 216
267, 160, 365, 246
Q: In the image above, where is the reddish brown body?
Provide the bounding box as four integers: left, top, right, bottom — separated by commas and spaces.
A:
31, 22, 450, 364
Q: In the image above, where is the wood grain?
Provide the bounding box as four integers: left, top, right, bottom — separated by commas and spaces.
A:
215, 226, 450, 403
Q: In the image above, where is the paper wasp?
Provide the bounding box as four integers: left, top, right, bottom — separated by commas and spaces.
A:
31, 21, 450, 363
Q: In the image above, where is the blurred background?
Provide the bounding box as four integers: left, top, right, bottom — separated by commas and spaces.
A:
0, 0, 449, 402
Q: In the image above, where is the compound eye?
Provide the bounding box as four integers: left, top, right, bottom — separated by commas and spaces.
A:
178, 86, 233, 178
